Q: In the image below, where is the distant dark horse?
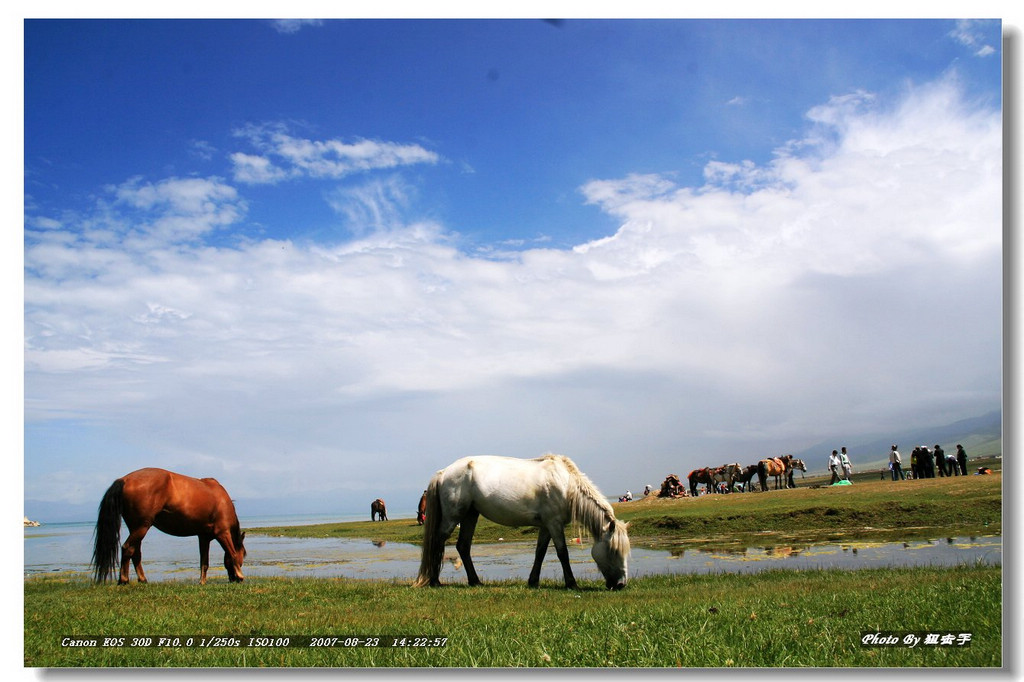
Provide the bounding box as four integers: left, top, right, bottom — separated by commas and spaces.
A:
736, 464, 760, 492
371, 498, 388, 521
687, 468, 715, 496
92, 468, 246, 585
416, 491, 427, 525
787, 458, 807, 487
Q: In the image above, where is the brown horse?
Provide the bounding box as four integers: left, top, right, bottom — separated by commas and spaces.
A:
416, 491, 427, 525
371, 498, 388, 521
757, 456, 790, 491
687, 468, 715, 496
92, 468, 246, 585
757, 455, 806, 491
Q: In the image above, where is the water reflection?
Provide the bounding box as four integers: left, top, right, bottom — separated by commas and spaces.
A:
25, 522, 1001, 584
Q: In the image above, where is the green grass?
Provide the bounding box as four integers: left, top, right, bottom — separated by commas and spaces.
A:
25, 565, 1000, 667
250, 471, 1002, 550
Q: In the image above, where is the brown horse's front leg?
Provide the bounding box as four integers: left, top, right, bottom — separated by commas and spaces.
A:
215, 534, 244, 582
199, 536, 212, 585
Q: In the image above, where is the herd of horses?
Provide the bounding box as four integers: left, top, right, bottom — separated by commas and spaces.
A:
685, 455, 807, 496
89, 454, 805, 590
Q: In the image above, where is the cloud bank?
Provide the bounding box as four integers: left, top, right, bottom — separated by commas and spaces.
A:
24, 76, 1001, 506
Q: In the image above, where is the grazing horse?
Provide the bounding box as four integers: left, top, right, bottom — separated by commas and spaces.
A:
757, 455, 795, 491
371, 498, 388, 521
92, 468, 246, 585
711, 463, 743, 493
413, 454, 629, 590
687, 467, 715, 496
416, 491, 427, 525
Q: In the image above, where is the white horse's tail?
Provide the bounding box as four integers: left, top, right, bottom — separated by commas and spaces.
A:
412, 474, 444, 587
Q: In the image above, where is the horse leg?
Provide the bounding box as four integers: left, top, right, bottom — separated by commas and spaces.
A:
215, 533, 245, 583
120, 525, 150, 584
550, 529, 578, 589
455, 508, 482, 586
528, 527, 552, 587
198, 536, 212, 585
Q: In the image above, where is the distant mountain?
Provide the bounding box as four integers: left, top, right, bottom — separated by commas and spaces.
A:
794, 410, 1001, 474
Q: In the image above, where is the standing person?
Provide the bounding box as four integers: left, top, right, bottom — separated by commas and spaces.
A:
890, 445, 906, 481
934, 444, 946, 476
910, 447, 920, 480
956, 444, 968, 476
840, 447, 853, 481
922, 445, 936, 478
828, 450, 842, 484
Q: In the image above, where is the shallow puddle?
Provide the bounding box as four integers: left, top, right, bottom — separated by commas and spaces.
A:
25, 522, 1001, 584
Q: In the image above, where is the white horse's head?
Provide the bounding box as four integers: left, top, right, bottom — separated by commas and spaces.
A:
592, 519, 630, 590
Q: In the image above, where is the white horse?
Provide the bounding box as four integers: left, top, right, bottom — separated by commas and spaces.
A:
711, 463, 743, 493
412, 454, 630, 590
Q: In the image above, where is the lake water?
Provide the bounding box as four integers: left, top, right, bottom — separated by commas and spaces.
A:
24, 515, 1002, 584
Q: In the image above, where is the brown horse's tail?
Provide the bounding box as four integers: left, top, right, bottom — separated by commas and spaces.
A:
92, 479, 124, 583
412, 474, 443, 587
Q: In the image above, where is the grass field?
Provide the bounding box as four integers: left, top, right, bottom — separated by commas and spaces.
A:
24, 467, 1003, 668
25, 565, 1000, 667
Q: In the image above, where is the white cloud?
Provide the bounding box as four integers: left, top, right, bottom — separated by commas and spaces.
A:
111, 176, 246, 245
24, 76, 1001, 504
230, 125, 441, 184
271, 19, 323, 35
948, 19, 999, 57
325, 175, 418, 235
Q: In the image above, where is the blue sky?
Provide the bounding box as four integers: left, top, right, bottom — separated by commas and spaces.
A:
21, 18, 1005, 520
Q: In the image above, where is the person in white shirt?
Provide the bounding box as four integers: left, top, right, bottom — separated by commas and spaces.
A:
889, 445, 906, 480
828, 450, 841, 484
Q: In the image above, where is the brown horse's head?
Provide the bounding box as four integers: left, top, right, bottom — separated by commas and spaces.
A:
226, 529, 246, 582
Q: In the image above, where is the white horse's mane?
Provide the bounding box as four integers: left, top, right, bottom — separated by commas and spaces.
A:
538, 454, 628, 553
